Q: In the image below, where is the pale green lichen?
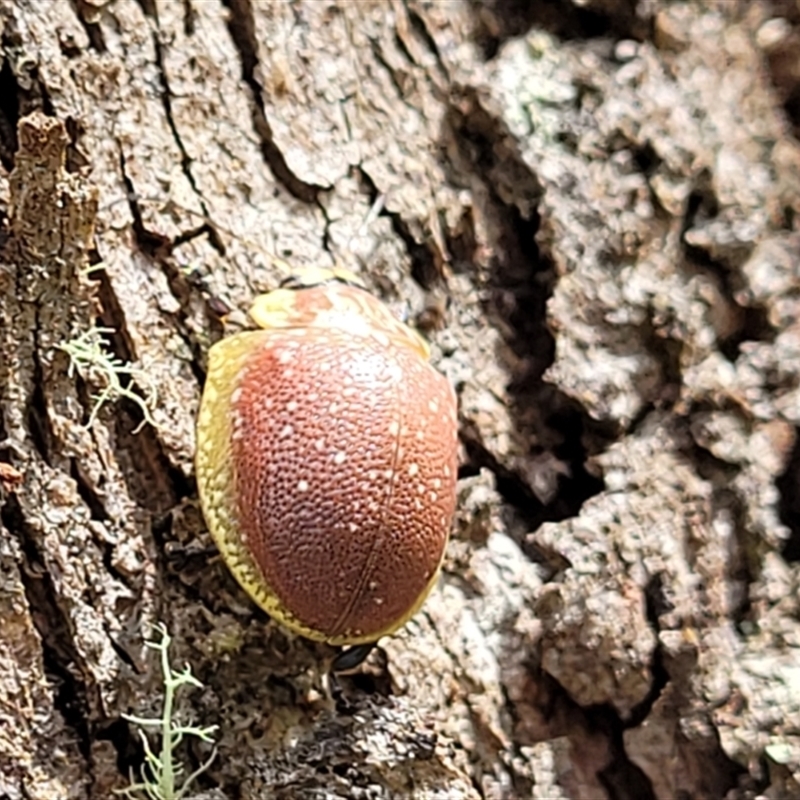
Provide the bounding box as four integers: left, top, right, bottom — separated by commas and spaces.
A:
57, 327, 158, 432
117, 624, 218, 800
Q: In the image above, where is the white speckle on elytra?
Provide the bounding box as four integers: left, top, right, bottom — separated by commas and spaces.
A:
389, 364, 404, 382
277, 350, 292, 364
284, 368, 295, 379
388, 421, 399, 437
308, 391, 319, 402
368, 470, 378, 481
265, 397, 275, 409
297, 480, 309, 492
429, 491, 438, 502
428, 399, 439, 412
280, 424, 294, 438
443, 465, 451, 477
374, 597, 384, 605
408, 463, 419, 477
432, 478, 441, 489
314, 438, 325, 451
348, 522, 358, 533
287, 400, 298, 412
334, 451, 346, 465
328, 401, 339, 414
416, 430, 425, 441
368, 581, 378, 590
417, 484, 426, 495
319, 362, 332, 371
230, 386, 243, 406
383, 469, 393, 480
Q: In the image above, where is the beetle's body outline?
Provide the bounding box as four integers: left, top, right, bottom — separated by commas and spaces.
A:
196, 271, 458, 650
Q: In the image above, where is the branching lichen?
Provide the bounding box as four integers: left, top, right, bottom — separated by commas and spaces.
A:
57, 327, 158, 432
117, 624, 218, 800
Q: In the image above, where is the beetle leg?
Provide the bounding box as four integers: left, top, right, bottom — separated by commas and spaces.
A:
331, 642, 377, 674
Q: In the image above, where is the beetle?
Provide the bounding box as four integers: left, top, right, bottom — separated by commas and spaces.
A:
195, 267, 458, 671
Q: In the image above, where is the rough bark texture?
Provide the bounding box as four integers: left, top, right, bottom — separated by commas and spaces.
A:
1, 0, 799, 798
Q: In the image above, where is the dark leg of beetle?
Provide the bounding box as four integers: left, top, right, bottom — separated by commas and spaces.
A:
331, 642, 377, 674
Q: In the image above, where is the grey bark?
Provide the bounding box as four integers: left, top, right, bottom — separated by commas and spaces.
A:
0, 0, 799, 798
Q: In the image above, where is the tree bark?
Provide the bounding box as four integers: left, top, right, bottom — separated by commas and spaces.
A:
1, 1, 799, 798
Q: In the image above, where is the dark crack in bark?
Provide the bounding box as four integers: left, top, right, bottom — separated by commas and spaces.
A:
222, 0, 328, 203
467, 0, 651, 60
116, 148, 217, 386
68, 0, 108, 53
134, 0, 206, 204
357, 164, 444, 290
778, 429, 800, 562
442, 86, 610, 527
1, 495, 97, 764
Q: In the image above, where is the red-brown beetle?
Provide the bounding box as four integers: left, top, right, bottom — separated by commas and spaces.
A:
195, 268, 458, 670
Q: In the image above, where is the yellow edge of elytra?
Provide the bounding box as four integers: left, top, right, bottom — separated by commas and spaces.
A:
196, 331, 443, 647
